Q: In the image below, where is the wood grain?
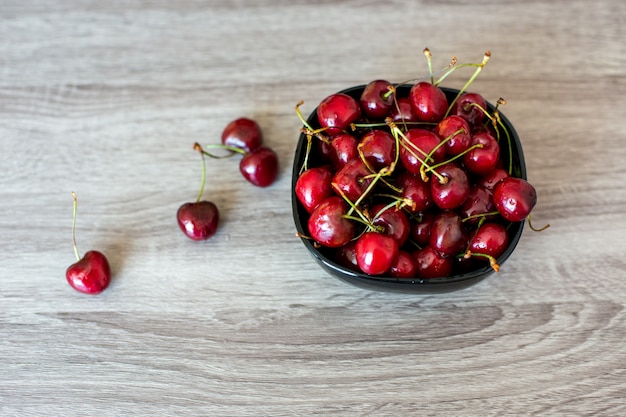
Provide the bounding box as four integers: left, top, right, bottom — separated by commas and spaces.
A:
2, 0, 626, 415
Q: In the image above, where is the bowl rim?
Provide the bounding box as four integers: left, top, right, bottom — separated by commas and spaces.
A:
291, 84, 526, 292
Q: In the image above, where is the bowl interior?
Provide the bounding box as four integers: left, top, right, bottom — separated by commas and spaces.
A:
291, 84, 526, 293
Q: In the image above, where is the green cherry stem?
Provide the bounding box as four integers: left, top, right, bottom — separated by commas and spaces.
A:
70, 191, 80, 261
443, 51, 491, 118
193, 143, 208, 202
199, 143, 246, 159
424, 48, 434, 84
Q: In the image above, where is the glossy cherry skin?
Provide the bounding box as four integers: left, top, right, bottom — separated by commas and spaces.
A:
177, 201, 220, 240
493, 177, 537, 222
328, 133, 359, 170
66, 250, 111, 294
429, 211, 467, 257
371, 203, 411, 246
450, 92, 487, 127
308, 196, 355, 248
397, 172, 433, 213
389, 250, 418, 278
400, 128, 445, 175
317, 93, 362, 135
459, 185, 496, 225
469, 222, 509, 258
359, 130, 395, 170
478, 168, 509, 191
463, 132, 500, 176
331, 158, 373, 202
389, 97, 418, 123
410, 211, 434, 247
409, 82, 448, 123
360, 79, 394, 119
355, 232, 399, 275
335, 240, 358, 270
434, 115, 471, 156
295, 166, 333, 213
430, 163, 470, 210
239, 146, 279, 187
221, 117, 262, 153
414, 245, 454, 278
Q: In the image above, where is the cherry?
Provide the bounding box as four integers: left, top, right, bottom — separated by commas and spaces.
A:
360, 79, 394, 119
459, 185, 496, 225
429, 211, 467, 257
468, 222, 509, 259
66, 192, 111, 295
413, 245, 454, 278
239, 146, 279, 187
450, 92, 487, 127
389, 250, 418, 278
331, 158, 373, 203
397, 172, 433, 213
371, 203, 410, 246
410, 211, 434, 247
463, 132, 500, 176
434, 115, 471, 156
221, 117, 262, 153
400, 128, 445, 175
359, 130, 395, 170
409, 81, 448, 123
493, 177, 537, 222
178, 143, 220, 240
308, 196, 355, 248
328, 133, 359, 170
317, 93, 362, 135
295, 166, 334, 214
430, 163, 470, 210
389, 97, 418, 123
335, 240, 358, 269
477, 167, 509, 191
355, 232, 399, 275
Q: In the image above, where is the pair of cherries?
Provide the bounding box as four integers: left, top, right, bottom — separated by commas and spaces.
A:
66, 118, 279, 295
295, 66, 543, 279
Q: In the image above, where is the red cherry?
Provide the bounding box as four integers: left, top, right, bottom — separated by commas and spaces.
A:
328, 133, 359, 170
360, 79, 394, 119
434, 115, 471, 156
66, 250, 111, 295
459, 185, 496, 225
221, 117, 263, 153
410, 211, 434, 247
239, 146, 279, 187
317, 93, 362, 135
400, 128, 445, 175
331, 158, 373, 203
414, 245, 454, 278
409, 82, 448, 123
355, 232, 399, 275
389, 250, 418, 278
430, 163, 470, 210
477, 168, 509, 191
429, 211, 467, 257
389, 97, 418, 123
295, 166, 333, 214
469, 222, 509, 259
397, 172, 433, 213
371, 204, 410, 246
359, 130, 395, 170
492, 177, 537, 222
308, 196, 355, 248
335, 240, 358, 270
450, 92, 487, 127
463, 132, 500, 176
66, 192, 110, 295
177, 201, 219, 240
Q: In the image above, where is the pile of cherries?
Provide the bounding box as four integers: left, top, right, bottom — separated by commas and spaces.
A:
294, 50, 545, 279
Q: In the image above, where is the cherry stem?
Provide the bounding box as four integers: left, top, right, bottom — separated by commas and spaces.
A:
463, 250, 500, 272
424, 48, 434, 84
193, 143, 207, 202
421, 143, 484, 178
70, 191, 80, 261
461, 211, 499, 223
200, 143, 246, 158
333, 183, 370, 225
443, 51, 491, 118
527, 214, 551, 232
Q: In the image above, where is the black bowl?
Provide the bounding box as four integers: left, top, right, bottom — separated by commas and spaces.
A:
291, 85, 526, 293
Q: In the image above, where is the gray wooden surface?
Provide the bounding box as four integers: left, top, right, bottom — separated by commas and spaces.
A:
2, 1, 626, 416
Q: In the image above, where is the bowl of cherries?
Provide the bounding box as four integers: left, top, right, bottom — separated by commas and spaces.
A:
291, 50, 547, 293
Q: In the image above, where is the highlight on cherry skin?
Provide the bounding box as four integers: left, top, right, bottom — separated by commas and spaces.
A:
65, 192, 111, 295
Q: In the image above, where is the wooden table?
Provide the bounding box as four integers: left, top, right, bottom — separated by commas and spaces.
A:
2, 1, 625, 415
